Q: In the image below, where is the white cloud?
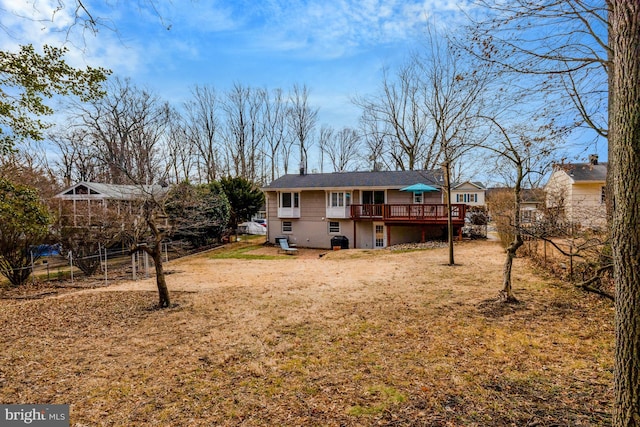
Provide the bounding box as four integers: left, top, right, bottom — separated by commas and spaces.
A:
0, 0, 471, 74
0, 0, 160, 78
205, 0, 471, 59
0, 0, 74, 29
0, 0, 475, 114
172, 2, 239, 32
0, 0, 71, 50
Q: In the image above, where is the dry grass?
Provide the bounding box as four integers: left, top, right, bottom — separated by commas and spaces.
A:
0, 240, 614, 426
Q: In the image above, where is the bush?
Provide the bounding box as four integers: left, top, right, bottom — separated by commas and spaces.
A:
486, 189, 516, 248
165, 181, 231, 247
0, 179, 52, 286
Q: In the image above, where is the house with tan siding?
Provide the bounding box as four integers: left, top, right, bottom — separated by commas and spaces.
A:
262, 170, 469, 249
544, 155, 607, 230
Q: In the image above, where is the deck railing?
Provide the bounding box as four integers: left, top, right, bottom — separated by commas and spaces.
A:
350, 204, 466, 222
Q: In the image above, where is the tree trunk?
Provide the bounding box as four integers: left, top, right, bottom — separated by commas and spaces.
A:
144, 212, 171, 309
500, 237, 522, 302
151, 245, 170, 308
500, 163, 524, 303
443, 161, 455, 266
610, 3, 640, 425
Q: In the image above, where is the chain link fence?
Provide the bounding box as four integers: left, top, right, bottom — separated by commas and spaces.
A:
17, 241, 215, 287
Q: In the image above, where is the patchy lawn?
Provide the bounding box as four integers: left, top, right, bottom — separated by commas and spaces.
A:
0, 240, 614, 426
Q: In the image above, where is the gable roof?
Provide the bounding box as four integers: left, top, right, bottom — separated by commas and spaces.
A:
55, 181, 169, 200
554, 162, 608, 183
452, 181, 486, 190
263, 170, 444, 191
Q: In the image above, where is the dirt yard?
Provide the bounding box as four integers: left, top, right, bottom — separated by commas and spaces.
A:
0, 240, 614, 426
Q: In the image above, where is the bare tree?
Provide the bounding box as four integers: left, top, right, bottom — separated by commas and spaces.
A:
57, 77, 178, 306
165, 109, 197, 184
263, 88, 288, 182
280, 137, 295, 175
358, 109, 391, 171
183, 85, 222, 183
478, 111, 564, 301
466, 1, 609, 141
415, 29, 489, 265
317, 125, 333, 173
128, 180, 230, 308
355, 63, 440, 171
50, 128, 104, 185
465, 0, 613, 237
222, 83, 266, 181
287, 84, 318, 173
125, 190, 172, 307
318, 126, 362, 172
468, 3, 640, 421
70, 77, 171, 185
246, 88, 266, 182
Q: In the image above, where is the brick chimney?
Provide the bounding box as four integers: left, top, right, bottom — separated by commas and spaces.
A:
589, 154, 599, 165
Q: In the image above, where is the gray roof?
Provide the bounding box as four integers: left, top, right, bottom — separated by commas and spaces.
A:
55, 181, 169, 200
563, 162, 608, 182
263, 170, 444, 190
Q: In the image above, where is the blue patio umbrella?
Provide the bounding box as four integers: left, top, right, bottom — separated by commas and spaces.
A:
399, 183, 439, 193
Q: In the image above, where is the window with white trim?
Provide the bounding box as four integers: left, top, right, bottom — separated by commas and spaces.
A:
375, 224, 385, 248
331, 192, 344, 207
328, 221, 340, 233
413, 192, 423, 204
282, 221, 293, 233
280, 192, 299, 208
328, 191, 351, 207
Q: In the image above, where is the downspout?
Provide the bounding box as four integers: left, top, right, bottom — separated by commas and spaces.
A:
265, 193, 270, 243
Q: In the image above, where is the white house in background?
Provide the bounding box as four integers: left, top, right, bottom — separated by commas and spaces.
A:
54, 181, 169, 227
544, 155, 607, 229
451, 181, 486, 207
519, 188, 545, 224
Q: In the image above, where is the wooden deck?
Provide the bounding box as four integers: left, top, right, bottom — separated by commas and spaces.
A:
350, 204, 466, 224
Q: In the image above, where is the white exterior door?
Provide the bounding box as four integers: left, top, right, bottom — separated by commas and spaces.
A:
373, 222, 386, 248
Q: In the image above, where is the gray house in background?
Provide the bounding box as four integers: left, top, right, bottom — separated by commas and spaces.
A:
262, 170, 468, 249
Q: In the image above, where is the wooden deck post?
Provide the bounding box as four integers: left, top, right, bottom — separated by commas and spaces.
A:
353, 221, 357, 249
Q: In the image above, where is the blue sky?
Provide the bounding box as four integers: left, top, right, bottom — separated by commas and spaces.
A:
1, 0, 608, 181
0, 0, 474, 129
